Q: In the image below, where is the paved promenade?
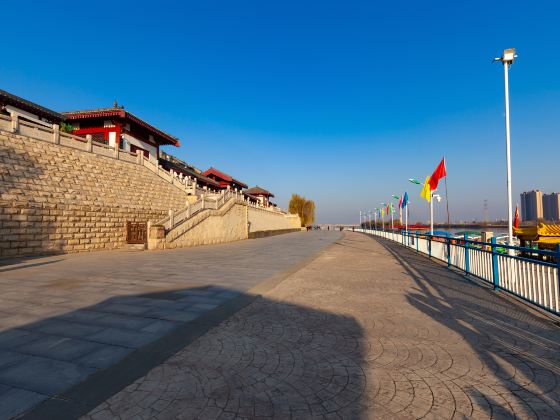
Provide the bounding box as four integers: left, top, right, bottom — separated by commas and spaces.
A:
0, 231, 342, 419
81, 232, 560, 420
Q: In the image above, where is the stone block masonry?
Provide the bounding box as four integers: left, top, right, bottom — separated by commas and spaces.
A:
152, 199, 249, 249
248, 206, 301, 234
0, 132, 189, 257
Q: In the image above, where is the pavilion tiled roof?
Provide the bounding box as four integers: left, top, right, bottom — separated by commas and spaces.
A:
159, 158, 220, 188
244, 186, 274, 197
0, 89, 65, 123
63, 107, 180, 147
202, 167, 248, 189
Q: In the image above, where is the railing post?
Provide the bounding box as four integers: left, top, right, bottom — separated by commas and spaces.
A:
447, 236, 451, 267
52, 124, 60, 144
86, 134, 93, 152
491, 237, 500, 290
10, 112, 19, 133
464, 233, 470, 275
556, 244, 560, 302
416, 231, 419, 252
428, 234, 432, 258
169, 209, 174, 228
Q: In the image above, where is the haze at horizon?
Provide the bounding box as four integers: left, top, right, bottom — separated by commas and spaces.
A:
1, 0, 558, 224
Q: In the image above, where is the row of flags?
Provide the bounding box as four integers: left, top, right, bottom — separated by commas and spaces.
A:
371, 158, 447, 220
373, 192, 410, 219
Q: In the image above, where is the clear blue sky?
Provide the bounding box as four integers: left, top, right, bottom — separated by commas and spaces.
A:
1, 0, 559, 224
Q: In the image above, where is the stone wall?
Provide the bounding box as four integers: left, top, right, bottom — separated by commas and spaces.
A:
152, 199, 248, 249
0, 132, 189, 257
248, 207, 301, 234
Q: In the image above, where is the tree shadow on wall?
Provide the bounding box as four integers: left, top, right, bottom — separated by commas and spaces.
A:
0, 285, 372, 419
0, 142, 65, 262
376, 238, 560, 419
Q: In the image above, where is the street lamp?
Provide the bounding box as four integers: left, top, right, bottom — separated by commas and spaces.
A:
494, 48, 517, 247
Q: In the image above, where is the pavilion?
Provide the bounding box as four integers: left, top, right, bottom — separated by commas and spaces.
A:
244, 186, 275, 207
0, 89, 64, 126
159, 151, 220, 191
63, 103, 179, 159
202, 167, 247, 192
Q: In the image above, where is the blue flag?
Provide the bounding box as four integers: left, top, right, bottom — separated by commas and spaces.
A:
402, 192, 409, 208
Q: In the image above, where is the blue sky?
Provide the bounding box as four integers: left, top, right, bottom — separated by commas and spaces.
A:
1, 0, 559, 224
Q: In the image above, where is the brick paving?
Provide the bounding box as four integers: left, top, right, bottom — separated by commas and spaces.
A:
81, 232, 560, 419
0, 231, 341, 419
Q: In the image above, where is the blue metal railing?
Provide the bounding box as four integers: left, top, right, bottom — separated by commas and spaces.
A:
357, 228, 560, 316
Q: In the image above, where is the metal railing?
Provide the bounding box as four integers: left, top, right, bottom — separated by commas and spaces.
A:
357, 228, 560, 316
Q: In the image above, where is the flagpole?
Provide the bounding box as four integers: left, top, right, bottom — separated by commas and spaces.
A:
444, 157, 451, 231
391, 205, 394, 240
405, 204, 408, 245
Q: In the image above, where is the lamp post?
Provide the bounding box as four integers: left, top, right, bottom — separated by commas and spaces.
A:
494, 48, 517, 247
359, 211, 362, 230
430, 192, 434, 235
431, 193, 442, 235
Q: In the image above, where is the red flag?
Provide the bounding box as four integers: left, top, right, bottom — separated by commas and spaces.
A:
514, 205, 519, 229
398, 195, 403, 209
429, 158, 447, 191
386, 204, 389, 214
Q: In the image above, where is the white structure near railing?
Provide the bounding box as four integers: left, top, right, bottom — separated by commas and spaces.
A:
0, 113, 198, 196
357, 228, 560, 316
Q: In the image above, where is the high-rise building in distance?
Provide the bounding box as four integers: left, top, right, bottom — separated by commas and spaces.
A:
543, 193, 560, 222
520, 190, 543, 222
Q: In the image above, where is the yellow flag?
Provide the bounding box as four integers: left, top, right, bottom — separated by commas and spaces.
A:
381, 208, 384, 217
420, 176, 431, 202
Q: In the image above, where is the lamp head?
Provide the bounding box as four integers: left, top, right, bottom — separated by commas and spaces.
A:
495, 48, 517, 64
503, 48, 516, 62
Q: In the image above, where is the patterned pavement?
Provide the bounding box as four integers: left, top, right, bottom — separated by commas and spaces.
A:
0, 231, 342, 419
81, 232, 560, 419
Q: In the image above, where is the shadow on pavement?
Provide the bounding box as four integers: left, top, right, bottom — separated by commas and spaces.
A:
375, 236, 560, 418
1, 285, 367, 419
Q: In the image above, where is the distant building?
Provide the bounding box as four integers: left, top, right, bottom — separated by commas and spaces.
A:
244, 186, 275, 207
158, 151, 221, 192
202, 167, 247, 191
543, 193, 560, 222
0, 88, 64, 126
520, 190, 543, 222
63, 103, 180, 159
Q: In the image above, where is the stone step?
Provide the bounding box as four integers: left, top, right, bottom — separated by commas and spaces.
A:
121, 243, 146, 251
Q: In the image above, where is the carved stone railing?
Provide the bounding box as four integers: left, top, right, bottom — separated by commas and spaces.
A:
0, 113, 197, 196
155, 190, 240, 231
